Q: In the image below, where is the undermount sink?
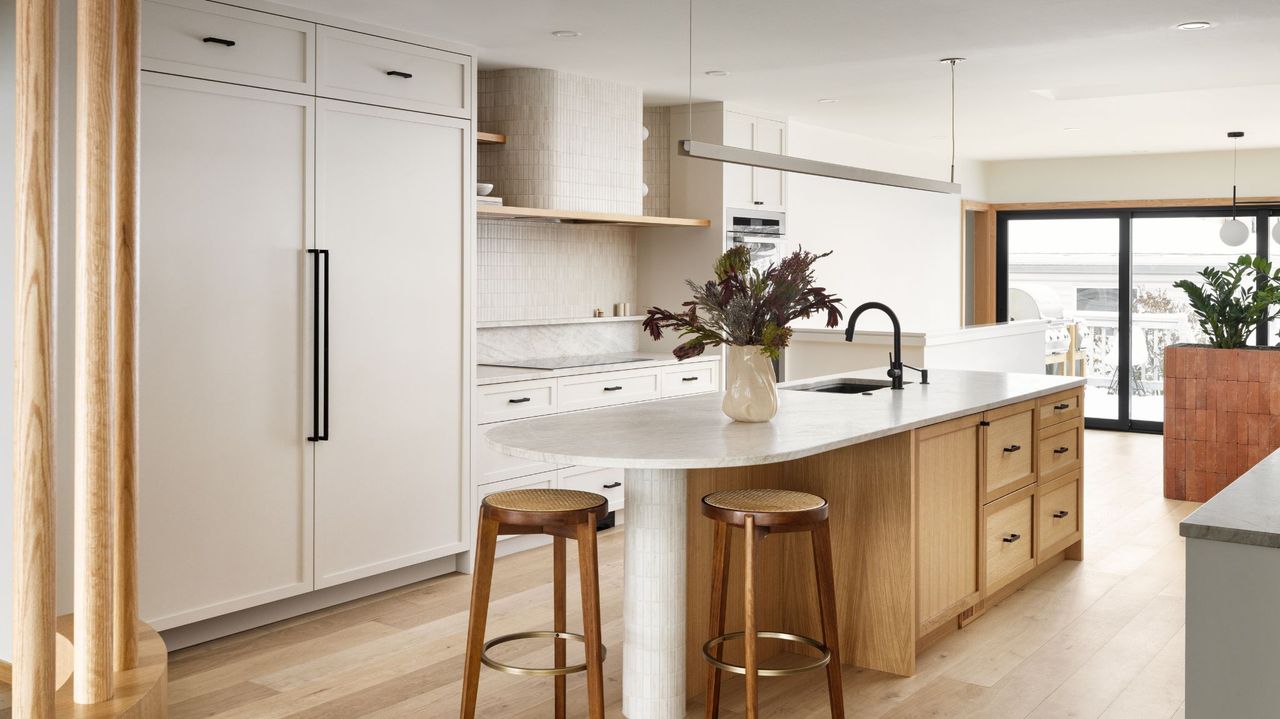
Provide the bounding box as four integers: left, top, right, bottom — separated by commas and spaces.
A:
782, 377, 911, 395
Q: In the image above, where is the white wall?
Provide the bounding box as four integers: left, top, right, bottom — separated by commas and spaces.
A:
785, 121, 976, 333
984, 148, 1280, 203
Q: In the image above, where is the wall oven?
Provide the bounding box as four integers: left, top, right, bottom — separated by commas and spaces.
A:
727, 209, 786, 273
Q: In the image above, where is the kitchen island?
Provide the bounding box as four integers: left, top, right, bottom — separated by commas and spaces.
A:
486, 368, 1085, 718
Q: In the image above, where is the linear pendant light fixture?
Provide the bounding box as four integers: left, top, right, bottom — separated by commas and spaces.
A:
1220, 131, 1250, 247
675, 0, 961, 195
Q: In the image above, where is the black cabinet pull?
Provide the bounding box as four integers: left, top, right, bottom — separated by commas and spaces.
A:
1053, 402, 1070, 410
1053, 510, 1070, 519
682, 376, 699, 382
386, 70, 413, 79
602, 482, 622, 489
1002, 533, 1021, 543
307, 249, 329, 441
1003, 444, 1022, 453
1053, 446, 1069, 454
603, 386, 623, 392
978, 420, 990, 427
753, 200, 764, 205
507, 397, 531, 404
202, 36, 236, 47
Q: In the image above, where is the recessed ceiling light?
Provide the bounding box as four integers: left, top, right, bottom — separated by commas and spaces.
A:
1176, 21, 1214, 30
1063, 127, 1082, 132
704, 70, 730, 77
817, 98, 839, 104
550, 30, 581, 38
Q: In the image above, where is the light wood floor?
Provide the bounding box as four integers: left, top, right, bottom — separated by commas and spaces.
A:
167, 430, 1194, 718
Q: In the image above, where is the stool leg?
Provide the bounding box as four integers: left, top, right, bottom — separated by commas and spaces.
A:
577, 520, 606, 719
811, 521, 845, 718
705, 520, 731, 719
460, 511, 501, 719
553, 535, 567, 719
743, 514, 763, 719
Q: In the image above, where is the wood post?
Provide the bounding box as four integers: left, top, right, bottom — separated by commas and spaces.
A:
13, 0, 59, 715
112, 0, 142, 673
74, 0, 117, 704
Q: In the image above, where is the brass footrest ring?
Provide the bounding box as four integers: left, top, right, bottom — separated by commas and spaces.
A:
702, 630, 831, 677
481, 630, 607, 677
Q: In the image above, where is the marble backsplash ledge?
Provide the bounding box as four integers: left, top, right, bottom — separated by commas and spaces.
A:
477, 321, 648, 364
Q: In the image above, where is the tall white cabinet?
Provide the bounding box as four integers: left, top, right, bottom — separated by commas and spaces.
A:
138, 0, 471, 629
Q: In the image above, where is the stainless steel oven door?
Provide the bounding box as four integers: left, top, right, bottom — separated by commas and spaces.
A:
729, 235, 788, 273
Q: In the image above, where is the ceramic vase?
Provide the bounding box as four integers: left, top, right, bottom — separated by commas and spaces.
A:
722, 345, 779, 422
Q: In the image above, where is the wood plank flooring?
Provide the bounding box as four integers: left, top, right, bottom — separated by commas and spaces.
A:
168, 430, 1194, 718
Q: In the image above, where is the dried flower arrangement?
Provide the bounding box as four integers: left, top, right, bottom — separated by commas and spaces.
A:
642, 245, 845, 360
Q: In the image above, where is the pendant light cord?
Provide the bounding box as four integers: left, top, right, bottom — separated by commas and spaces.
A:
949, 59, 956, 184
1232, 133, 1238, 219
687, 0, 693, 140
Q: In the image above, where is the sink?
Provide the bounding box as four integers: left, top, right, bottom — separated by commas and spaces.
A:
782, 377, 910, 395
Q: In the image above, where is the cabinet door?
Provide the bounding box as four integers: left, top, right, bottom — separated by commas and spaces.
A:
752, 117, 786, 211
723, 111, 755, 210
915, 413, 982, 632
315, 99, 468, 588
138, 73, 314, 629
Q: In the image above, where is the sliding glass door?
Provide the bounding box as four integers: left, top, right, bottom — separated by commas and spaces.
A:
998, 206, 1277, 431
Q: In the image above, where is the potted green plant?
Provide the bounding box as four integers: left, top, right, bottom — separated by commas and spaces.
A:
642, 246, 843, 422
1165, 254, 1280, 502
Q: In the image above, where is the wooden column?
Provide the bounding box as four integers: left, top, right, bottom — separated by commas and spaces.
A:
13, 0, 59, 715
112, 0, 141, 672
74, 0, 117, 704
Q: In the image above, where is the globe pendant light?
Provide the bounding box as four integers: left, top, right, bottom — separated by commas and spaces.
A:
1220, 131, 1249, 247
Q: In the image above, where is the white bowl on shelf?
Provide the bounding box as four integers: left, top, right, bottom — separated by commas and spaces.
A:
476, 182, 494, 196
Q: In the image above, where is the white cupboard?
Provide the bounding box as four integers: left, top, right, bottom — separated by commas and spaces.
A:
723, 110, 786, 212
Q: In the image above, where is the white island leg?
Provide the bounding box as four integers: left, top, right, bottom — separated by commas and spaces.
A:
622, 467, 688, 718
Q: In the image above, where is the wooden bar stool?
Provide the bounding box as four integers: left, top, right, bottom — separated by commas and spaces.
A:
460, 488, 609, 719
701, 489, 845, 719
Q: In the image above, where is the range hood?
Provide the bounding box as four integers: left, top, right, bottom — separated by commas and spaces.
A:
678, 140, 961, 195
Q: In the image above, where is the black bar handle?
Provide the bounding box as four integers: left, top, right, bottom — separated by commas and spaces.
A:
682, 376, 699, 382
386, 70, 413, 79
1053, 446, 1069, 454
1002, 533, 1021, 543
1053, 402, 1070, 410
603, 386, 623, 392
602, 482, 622, 489
1053, 510, 1070, 519
1003, 444, 1022, 453
307, 249, 329, 441
979, 420, 991, 427
202, 36, 236, 47
507, 397, 531, 404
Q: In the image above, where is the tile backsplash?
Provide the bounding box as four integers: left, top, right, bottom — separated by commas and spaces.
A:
643, 106, 670, 217
477, 220, 638, 323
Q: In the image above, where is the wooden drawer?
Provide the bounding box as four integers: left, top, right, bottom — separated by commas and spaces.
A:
983, 403, 1035, 503
984, 485, 1035, 595
317, 26, 471, 118
661, 360, 719, 397
475, 379, 556, 425
1038, 420, 1083, 481
558, 466, 624, 513
472, 425, 558, 486
1037, 388, 1082, 428
1037, 471, 1081, 559
476, 474, 555, 544
142, 0, 315, 94
558, 368, 661, 413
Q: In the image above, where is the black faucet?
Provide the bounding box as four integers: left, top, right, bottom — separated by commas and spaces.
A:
844, 302, 928, 389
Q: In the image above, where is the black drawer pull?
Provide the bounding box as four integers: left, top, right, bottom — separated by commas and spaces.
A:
202, 36, 236, 47
682, 376, 699, 382
603, 386, 623, 392
602, 482, 622, 489
978, 420, 990, 427
1002, 533, 1022, 543
386, 70, 413, 79
507, 397, 531, 404
753, 200, 764, 205
1053, 510, 1070, 519
1053, 446, 1069, 454
1003, 444, 1022, 453
1053, 402, 1070, 410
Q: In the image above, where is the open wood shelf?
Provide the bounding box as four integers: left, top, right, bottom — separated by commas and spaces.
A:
477, 205, 710, 227
477, 131, 506, 144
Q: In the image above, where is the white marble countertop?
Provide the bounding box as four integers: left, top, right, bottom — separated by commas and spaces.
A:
1180, 448, 1280, 549
475, 352, 718, 386
485, 368, 1084, 469
790, 319, 1049, 347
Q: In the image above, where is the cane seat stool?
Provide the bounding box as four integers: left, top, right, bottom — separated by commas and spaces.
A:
701, 489, 845, 719
460, 489, 610, 719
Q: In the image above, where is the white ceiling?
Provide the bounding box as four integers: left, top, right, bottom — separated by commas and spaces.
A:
283, 0, 1280, 160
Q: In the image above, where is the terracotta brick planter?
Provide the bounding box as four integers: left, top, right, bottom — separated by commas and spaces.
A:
1164, 344, 1280, 501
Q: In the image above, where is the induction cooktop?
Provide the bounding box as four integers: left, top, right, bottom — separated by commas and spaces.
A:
480, 354, 654, 370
